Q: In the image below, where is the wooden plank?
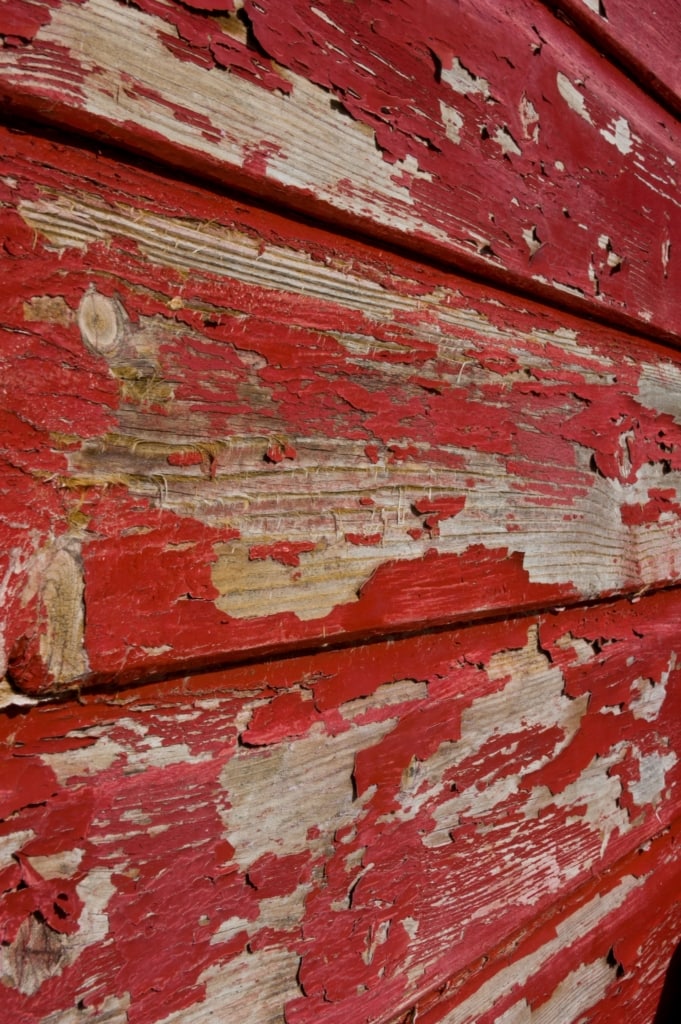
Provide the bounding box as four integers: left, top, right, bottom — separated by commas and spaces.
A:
1, 589, 680, 1021
6, 126, 681, 693
404, 828, 681, 1023
548, 0, 681, 119
0, 0, 680, 339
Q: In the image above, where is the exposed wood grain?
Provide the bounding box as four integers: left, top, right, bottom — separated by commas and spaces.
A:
1, 590, 680, 1022
3, 3, 681, 1020
0, 0, 680, 339
5, 126, 681, 693
407, 833, 681, 1023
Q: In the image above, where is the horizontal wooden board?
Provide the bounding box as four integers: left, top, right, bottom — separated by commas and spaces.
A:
550, 0, 681, 119
0, 0, 680, 339
1, 589, 680, 1022
5, 126, 681, 692
3, 589, 679, 1019
404, 828, 681, 1024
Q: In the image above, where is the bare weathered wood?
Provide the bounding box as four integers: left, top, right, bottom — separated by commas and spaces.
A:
1, 590, 680, 1022
0, 0, 680, 338
5, 126, 681, 693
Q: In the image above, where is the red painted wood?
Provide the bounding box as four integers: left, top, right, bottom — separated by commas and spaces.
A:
410, 828, 681, 1023
1, 590, 680, 1022
548, 0, 681, 118
0, 0, 680, 339
5, 126, 681, 693
2, 2, 681, 1020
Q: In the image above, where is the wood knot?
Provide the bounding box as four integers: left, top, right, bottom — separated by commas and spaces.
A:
77, 290, 123, 356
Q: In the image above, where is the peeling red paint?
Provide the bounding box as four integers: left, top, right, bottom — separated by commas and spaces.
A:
412, 495, 466, 533
2, 585, 681, 1020
0, 0, 55, 42
242, 690, 320, 745
134, 0, 294, 94
1, 0, 680, 338
344, 532, 382, 547
2, 5, 681, 1020
5, 126, 681, 691
620, 488, 681, 526
549, 0, 681, 120
0, 853, 83, 943
264, 440, 297, 463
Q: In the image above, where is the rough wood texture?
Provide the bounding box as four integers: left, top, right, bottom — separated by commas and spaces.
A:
2, 591, 681, 1023
0, 0, 680, 339
3, 1, 681, 1020
5, 127, 681, 694
410, 834, 681, 1024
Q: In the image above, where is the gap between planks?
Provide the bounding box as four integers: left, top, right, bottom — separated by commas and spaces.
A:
544, 0, 681, 123
12, 577, 681, 705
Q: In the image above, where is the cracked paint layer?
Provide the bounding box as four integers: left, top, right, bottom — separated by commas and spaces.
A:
0, 0, 680, 337
1, 7, 681, 1020
5, 129, 681, 691
1, 589, 680, 1022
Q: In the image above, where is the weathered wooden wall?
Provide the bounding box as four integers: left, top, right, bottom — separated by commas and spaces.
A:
2, 0, 681, 339
1, 1, 681, 1021
2, 595, 681, 1022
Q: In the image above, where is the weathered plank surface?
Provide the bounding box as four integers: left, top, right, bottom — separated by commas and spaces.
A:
2, 590, 680, 1023
1, 0, 680, 338
549, 0, 681, 118
408, 830, 681, 1024
4, 123, 681, 695
3, 4, 681, 1019
5, 126, 681, 694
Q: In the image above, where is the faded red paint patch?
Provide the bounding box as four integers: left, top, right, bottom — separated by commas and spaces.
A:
620, 488, 681, 525
248, 541, 316, 567
166, 450, 204, 467
264, 440, 297, 463
344, 532, 382, 547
